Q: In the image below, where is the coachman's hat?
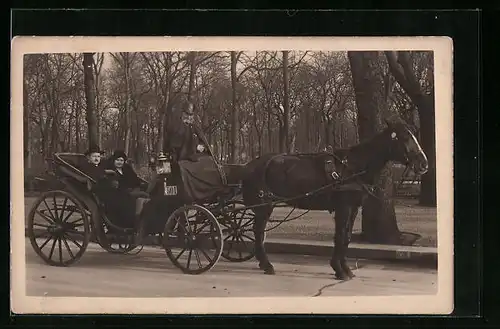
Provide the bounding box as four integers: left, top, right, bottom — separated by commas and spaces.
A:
183, 102, 195, 116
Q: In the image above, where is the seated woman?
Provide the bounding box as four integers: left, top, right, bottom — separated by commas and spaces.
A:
105, 150, 149, 199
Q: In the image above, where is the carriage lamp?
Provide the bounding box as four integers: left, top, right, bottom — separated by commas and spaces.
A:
156, 152, 172, 175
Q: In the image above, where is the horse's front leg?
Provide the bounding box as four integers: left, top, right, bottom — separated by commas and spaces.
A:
253, 207, 275, 275
330, 206, 351, 281
340, 206, 359, 279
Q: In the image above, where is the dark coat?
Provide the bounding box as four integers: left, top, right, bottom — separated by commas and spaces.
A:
109, 163, 142, 191
164, 113, 212, 161
78, 160, 107, 183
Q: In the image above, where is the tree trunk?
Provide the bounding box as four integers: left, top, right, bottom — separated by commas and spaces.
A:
282, 51, 290, 153
23, 80, 32, 169
385, 51, 436, 206
417, 95, 436, 206
75, 98, 81, 153
123, 54, 132, 154
187, 51, 197, 102
83, 53, 98, 149
348, 51, 402, 245
230, 51, 239, 163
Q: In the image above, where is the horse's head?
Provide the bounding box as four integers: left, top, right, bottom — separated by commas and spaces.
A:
384, 119, 429, 176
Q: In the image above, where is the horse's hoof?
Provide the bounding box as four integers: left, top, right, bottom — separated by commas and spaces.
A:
264, 268, 276, 275
343, 269, 356, 279
334, 272, 352, 281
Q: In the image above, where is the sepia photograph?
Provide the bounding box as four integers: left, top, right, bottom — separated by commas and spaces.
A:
11, 36, 453, 314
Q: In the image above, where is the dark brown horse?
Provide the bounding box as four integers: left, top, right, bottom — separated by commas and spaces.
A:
239, 119, 429, 280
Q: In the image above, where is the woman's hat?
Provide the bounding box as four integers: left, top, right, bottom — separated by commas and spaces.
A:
111, 150, 128, 161
84, 145, 102, 156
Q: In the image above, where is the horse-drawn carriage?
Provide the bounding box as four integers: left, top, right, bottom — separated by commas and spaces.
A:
26, 150, 257, 274
27, 119, 429, 281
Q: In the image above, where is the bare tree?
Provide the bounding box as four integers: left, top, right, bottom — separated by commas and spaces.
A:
385, 51, 436, 206
83, 53, 99, 149
282, 50, 291, 153
348, 51, 402, 245
230, 51, 239, 162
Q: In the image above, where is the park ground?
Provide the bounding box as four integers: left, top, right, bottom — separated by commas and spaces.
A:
24, 238, 438, 298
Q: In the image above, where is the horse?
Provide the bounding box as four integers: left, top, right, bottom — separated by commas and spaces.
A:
239, 119, 429, 280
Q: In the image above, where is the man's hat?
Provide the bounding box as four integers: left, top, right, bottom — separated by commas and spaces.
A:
84, 145, 103, 156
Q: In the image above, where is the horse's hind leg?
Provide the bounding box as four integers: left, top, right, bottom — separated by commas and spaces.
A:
340, 206, 358, 279
330, 205, 351, 281
253, 206, 275, 275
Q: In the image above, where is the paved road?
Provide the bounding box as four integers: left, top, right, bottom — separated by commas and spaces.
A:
25, 239, 437, 298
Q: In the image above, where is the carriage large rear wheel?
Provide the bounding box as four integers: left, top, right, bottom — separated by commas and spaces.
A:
218, 200, 256, 262
27, 190, 91, 266
163, 204, 223, 275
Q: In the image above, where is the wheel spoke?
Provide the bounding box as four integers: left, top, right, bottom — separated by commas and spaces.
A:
35, 210, 55, 224
199, 247, 213, 263
242, 233, 255, 241
226, 235, 236, 255
42, 199, 57, 222
61, 206, 75, 222
235, 235, 243, 259
65, 229, 84, 236
236, 210, 246, 227
66, 215, 84, 226
59, 197, 69, 221
241, 218, 254, 228
48, 237, 57, 260
58, 237, 63, 263
194, 249, 203, 269
62, 236, 75, 259
64, 233, 83, 249
38, 235, 52, 249
239, 234, 251, 251
183, 210, 195, 236
193, 222, 210, 235
33, 222, 52, 228
52, 195, 59, 221
174, 247, 187, 261
186, 249, 193, 269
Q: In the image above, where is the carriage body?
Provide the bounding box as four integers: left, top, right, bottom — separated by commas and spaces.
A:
26, 151, 256, 274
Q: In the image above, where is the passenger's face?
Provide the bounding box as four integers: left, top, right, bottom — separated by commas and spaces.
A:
88, 152, 101, 165
114, 157, 125, 168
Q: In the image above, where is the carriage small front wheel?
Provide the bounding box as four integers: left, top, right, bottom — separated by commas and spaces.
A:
219, 200, 256, 262
27, 190, 91, 267
162, 204, 223, 275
